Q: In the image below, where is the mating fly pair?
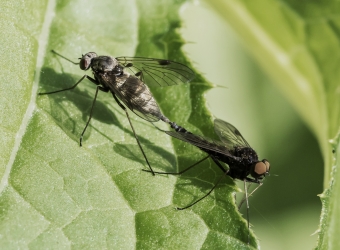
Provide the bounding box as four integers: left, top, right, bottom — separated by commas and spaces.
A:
40, 50, 270, 197
39, 50, 195, 175
39, 50, 270, 239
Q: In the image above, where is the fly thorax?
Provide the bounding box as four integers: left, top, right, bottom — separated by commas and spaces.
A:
234, 147, 259, 165
91, 56, 118, 73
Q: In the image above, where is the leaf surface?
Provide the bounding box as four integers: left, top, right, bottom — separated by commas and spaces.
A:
0, 0, 256, 249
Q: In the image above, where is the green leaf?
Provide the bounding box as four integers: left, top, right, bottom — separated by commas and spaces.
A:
0, 0, 257, 249
206, 0, 340, 249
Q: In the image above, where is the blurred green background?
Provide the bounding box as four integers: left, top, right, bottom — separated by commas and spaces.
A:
181, 2, 323, 249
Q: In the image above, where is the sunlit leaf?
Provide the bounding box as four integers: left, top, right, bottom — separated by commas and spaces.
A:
0, 0, 257, 249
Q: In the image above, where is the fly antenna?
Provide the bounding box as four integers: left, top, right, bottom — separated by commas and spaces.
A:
51, 50, 80, 65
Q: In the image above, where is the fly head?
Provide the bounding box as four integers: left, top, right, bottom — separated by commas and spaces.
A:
79, 52, 98, 70
250, 159, 270, 180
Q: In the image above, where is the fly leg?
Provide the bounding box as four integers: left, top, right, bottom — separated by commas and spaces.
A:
38, 50, 102, 95
175, 156, 229, 210
238, 180, 262, 245
39, 72, 107, 147
111, 93, 155, 176
243, 179, 251, 244
238, 182, 263, 210
79, 85, 109, 146
142, 155, 210, 175
38, 74, 93, 95
51, 50, 80, 65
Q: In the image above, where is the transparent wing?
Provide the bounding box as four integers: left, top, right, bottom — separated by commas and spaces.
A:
214, 119, 251, 149
116, 57, 195, 87
165, 130, 233, 157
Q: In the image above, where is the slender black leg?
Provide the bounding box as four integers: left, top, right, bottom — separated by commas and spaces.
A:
248, 182, 263, 197
79, 86, 109, 146
210, 156, 229, 173
176, 168, 229, 210
41, 50, 110, 148
242, 180, 249, 244
111, 93, 155, 176
174, 156, 229, 210
142, 155, 210, 175
38, 75, 100, 95
39, 49, 99, 95
238, 183, 252, 210
38, 69, 108, 147
238, 182, 263, 210
38, 75, 87, 95
145, 155, 229, 209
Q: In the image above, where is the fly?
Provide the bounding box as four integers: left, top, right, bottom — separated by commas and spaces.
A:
39, 50, 195, 175
145, 118, 270, 242
145, 118, 270, 204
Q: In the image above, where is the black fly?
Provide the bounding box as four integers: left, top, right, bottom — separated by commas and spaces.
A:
39, 50, 195, 175
145, 118, 270, 205
145, 118, 270, 242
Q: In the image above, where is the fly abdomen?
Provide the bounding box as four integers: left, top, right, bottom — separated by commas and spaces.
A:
114, 74, 163, 121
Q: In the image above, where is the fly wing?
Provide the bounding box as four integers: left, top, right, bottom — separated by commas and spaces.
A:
165, 130, 233, 157
116, 57, 195, 87
100, 72, 161, 122
214, 119, 251, 149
